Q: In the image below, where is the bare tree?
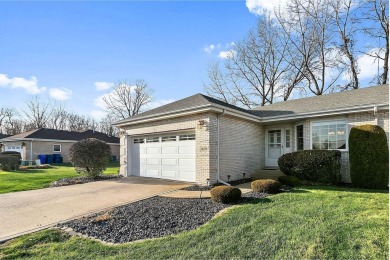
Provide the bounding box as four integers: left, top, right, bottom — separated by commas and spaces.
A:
67, 113, 96, 132
362, 0, 389, 84
99, 115, 118, 137
205, 15, 304, 107
48, 104, 68, 130
4, 119, 24, 135
276, 0, 345, 95
102, 80, 153, 119
22, 96, 54, 129
0, 107, 14, 134
330, 0, 360, 89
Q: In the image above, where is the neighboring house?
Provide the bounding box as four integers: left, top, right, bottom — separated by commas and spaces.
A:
114, 85, 389, 185
0, 128, 120, 162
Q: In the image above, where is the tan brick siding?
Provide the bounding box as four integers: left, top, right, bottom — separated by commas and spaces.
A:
218, 115, 263, 183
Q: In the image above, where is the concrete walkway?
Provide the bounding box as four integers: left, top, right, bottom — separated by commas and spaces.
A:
0, 177, 190, 242
159, 183, 252, 199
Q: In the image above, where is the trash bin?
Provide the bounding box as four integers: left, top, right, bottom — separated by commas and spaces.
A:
38, 155, 47, 164
46, 155, 54, 164
52, 154, 61, 163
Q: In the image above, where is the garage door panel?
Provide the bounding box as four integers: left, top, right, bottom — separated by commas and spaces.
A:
146, 158, 159, 165
146, 147, 159, 154
179, 171, 195, 182
178, 158, 195, 167
161, 146, 177, 154
161, 158, 177, 166
178, 146, 195, 155
161, 170, 177, 178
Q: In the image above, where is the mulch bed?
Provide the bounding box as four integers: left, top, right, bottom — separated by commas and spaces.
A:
50, 175, 122, 187
58, 197, 229, 244
59, 193, 269, 244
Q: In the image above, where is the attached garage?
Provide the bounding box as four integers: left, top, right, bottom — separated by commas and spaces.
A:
131, 133, 196, 182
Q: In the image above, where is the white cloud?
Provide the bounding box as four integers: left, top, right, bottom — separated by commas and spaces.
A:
90, 110, 107, 120
95, 81, 114, 91
0, 73, 46, 94
357, 48, 384, 81
144, 99, 176, 111
49, 87, 73, 100
203, 44, 221, 53
246, 0, 288, 17
94, 93, 109, 110
218, 50, 236, 59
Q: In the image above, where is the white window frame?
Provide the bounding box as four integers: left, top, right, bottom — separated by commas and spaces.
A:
53, 144, 61, 152
310, 119, 348, 151
294, 123, 305, 151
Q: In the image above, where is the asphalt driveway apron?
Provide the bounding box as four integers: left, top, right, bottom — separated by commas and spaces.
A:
0, 177, 190, 242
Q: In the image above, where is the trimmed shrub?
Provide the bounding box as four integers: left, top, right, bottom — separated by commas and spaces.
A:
349, 124, 389, 189
251, 179, 281, 194
0, 151, 22, 161
278, 176, 301, 187
278, 150, 341, 184
0, 156, 20, 171
69, 138, 112, 179
210, 186, 241, 204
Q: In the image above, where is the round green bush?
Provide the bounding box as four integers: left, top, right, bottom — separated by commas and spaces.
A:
69, 138, 112, 179
278, 150, 341, 184
251, 179, 281, 194
349, 124, 389, 189
0, 156, 20, 171
277, 176, 301, 187
210, 186, 241, 204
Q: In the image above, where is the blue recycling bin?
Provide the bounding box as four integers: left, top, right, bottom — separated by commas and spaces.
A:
53, 154, 61, 163
38, 155, 47, 164
46, 155, 54, 164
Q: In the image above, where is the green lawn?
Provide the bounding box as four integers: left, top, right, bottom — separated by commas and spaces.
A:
0, 186, 387, 259
0, 162, 120, 194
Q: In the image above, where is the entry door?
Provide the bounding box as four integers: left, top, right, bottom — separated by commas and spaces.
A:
265, 128, 293, 167
266, 130, 282, 167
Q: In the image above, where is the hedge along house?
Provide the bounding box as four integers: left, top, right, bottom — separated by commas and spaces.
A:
0, 128, 120, 163
114, 85, 389, 185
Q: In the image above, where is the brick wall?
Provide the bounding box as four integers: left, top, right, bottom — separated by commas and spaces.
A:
218, 115, 263, 183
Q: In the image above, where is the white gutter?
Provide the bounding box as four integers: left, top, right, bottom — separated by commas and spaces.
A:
216, 109, 230, 186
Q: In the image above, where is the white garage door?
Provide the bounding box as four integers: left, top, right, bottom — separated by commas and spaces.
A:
131, 134, 196, 182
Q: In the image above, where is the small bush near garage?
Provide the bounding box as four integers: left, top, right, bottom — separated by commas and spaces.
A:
278, 176, 301, 187
278, 150, 341, 184
69, 138, 112, 179
0, 156, 20, 171
210, 186, 241, 204
0, 151, 22, 161
349, 124, 389, 189
251, 179, 281, 194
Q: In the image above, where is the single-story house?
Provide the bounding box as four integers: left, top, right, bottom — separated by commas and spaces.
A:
0, 128, 120, 162
114, 85, 389, 185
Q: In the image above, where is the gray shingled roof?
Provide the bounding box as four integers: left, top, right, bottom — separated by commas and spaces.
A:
2, 128, 119, 143
115, 93, 250, 124
251, 85, 389, 118
115, 85, 388, 125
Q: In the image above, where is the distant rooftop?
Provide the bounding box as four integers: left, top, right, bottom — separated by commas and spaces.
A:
1, 128, 119, 143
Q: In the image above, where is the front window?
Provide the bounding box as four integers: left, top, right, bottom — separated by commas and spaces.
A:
53, 144, 61, 152
312, 120, 347, 150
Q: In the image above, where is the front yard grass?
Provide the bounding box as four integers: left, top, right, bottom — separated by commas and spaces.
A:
0, 162, 119, 194
0, 186, 387, 259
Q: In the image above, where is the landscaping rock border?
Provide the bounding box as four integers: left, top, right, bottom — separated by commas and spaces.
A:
50, 174, 122, 187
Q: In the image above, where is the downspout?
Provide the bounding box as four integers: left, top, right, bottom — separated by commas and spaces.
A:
30, 140, 33, 162
373, 106, 378, 125
216, 109, 230, 186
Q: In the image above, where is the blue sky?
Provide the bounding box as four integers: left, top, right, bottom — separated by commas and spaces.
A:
0, 1, 382, 119
0, 1, 257, 119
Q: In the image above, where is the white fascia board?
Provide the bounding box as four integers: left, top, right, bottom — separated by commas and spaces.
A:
260, 104, 389, 123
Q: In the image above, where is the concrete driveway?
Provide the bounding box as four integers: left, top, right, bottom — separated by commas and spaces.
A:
0, 177, 190, 242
